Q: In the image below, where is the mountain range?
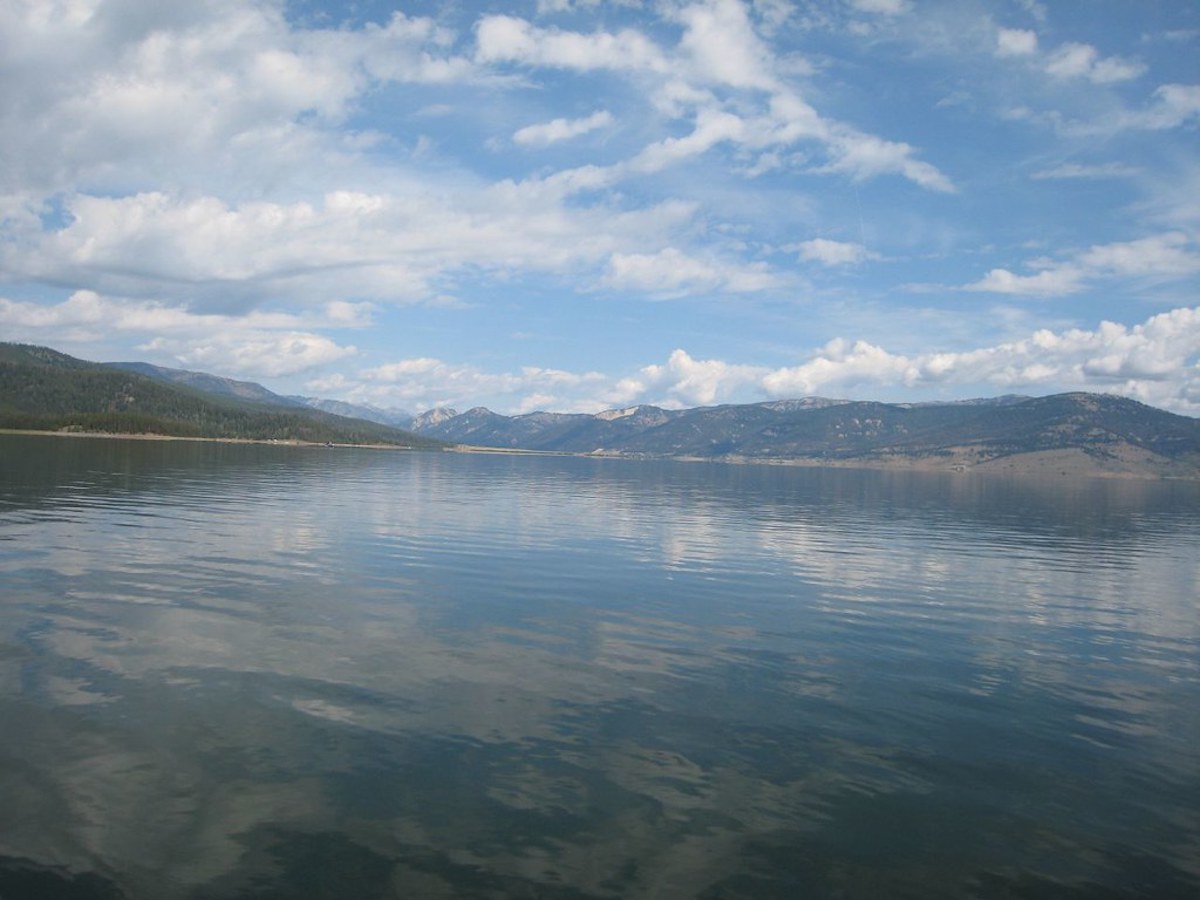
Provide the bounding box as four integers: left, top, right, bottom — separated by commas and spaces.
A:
409, 395, 1200, 477
3, 342, 1199, 476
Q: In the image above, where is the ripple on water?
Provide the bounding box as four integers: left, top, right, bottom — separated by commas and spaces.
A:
0, 438, 1197, 898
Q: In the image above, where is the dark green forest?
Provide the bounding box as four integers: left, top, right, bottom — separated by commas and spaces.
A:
0, 343, 443, 447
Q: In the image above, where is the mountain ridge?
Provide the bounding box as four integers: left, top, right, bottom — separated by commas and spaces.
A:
3, 342, 1198, 476
104, 360, 416, 427
407, 392, 1200, 477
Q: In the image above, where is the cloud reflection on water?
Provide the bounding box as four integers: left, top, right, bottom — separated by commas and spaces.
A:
1, 435, 1198, 897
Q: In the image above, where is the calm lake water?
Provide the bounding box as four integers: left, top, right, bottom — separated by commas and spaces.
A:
1, 434, 1198, 899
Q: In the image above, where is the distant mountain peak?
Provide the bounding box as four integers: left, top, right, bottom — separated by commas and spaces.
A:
405, 391, 1199, 477
596, 405, 649, 421
410, 407, 458, 429
592, 405, 678, 426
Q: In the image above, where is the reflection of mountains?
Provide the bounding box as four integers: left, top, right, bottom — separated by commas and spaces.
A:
5, 432, 1197, 559
0, 433, 383, 514
2, 438, 1198, 896
398, 451, 1199, 561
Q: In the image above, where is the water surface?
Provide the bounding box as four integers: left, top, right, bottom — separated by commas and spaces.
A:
1, 434, 1197, 898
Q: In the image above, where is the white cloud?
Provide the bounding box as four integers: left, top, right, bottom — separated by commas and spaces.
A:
170, 333, 356, 378
965, 266, 1085, 297
995, 28, 1037, 57
3, 185, 708, 310
0, 3, 480, 200
605, 248, 780, 297
3, 1, 1193, 422
1079, 232, 1200, 278
628, 108, 748, 172
632, 349, 768, 408
822, 130, 956, 193
473, 9, 950, 194
513, 110, 614, 146
482, 0, 792, 94
1021, 82, 1200, 138
1044, 42, 1145, 84
1127, 84, 1200, 131
762, 337, 916, 395
675, 0, 779, 90
0, 290, 312, 334
964, 233, 1199, 296
474, 15, 668, 73
761, 306, 1200, 412
4, 191, 428, 305
315, 306, 1200, 415
0, 289, 358, 378
795, 239, 876, 266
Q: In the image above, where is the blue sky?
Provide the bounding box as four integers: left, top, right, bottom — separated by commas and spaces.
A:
1, 0, 1198, 414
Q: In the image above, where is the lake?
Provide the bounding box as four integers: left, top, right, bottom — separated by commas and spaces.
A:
0, 434, 1197, 899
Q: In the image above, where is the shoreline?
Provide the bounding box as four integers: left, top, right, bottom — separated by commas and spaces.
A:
4, 428, 1195, 480
0, 428, 420, 451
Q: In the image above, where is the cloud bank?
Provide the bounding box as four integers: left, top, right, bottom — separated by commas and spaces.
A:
0, 1, 1197, 420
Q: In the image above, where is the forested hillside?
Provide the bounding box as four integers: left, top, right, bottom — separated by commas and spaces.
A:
0, 343, 442, 447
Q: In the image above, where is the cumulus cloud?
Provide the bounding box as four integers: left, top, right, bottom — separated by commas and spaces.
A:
475, 15, 668, 73
750, 306, 1200, 413
0, 290, 358, 378
316, 306, 1200, 415
3, 186, 704, 308
169, 333, 356, 378
762, 337, 915, 395
964, 233, 1200, 296
626, 349, 768, 408
0, 4, 479, 200
965, 266, 1085, 297
513, 110, 614, 146
1044, 42, 1145, 84
5, 191, 429, 306
3, 1, 1193, 421
674, 0, 779, 90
